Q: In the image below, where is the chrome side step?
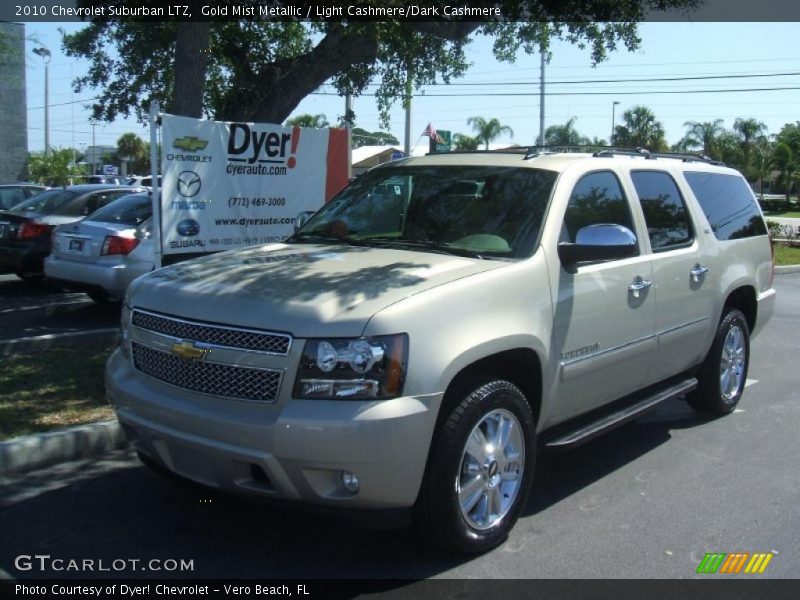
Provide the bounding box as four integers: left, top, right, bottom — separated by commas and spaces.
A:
544, 377, 698, 451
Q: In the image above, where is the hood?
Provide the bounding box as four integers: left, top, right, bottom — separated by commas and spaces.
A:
130, 243, 508, 337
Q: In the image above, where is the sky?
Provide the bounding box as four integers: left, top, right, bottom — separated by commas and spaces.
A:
20, 20, 800, 158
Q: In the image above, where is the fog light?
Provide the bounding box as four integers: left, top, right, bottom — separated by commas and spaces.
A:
341, 471, 360, 493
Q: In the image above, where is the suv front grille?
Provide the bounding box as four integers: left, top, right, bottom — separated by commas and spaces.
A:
131, 309, 291, 355
132, 343, 282, 403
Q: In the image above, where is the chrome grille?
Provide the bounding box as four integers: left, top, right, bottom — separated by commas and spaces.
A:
131, 309, 291, 355
132, 343, 282, 403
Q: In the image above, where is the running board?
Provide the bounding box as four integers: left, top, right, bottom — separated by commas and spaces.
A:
544, 377, 698, 451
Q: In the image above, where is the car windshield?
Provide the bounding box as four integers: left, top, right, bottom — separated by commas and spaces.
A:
9, 189, 79, 214
87, 193, 152, 226
291, 165, 557, 259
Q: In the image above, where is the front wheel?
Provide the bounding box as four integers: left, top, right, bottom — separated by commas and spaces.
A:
414, 379, 536, 554
688, 308, 750, 415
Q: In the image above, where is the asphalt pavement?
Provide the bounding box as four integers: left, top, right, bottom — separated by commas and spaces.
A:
0, 274, 798, 580
0, 274, 120, 343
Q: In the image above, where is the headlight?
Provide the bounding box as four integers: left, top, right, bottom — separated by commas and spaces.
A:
294, 334, 408, 400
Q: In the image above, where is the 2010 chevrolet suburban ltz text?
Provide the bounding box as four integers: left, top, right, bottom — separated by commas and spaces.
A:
107, 149, 775, 553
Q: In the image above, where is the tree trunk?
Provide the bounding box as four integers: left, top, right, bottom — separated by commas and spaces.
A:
171, 22, 211, 118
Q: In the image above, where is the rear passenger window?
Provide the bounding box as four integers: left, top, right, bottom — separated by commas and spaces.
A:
563, 171, 635, 243
683, 172, 767, 240
631, 171, 693, 252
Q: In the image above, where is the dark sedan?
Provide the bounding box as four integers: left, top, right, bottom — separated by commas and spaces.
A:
0, 184, 144, 280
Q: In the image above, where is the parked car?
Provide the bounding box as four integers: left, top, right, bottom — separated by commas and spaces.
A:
126, 175, 161, 189
0, 183, 48, 210
108, 149, 775, 554
0, 184, 144, 280
45, 192, 155, 302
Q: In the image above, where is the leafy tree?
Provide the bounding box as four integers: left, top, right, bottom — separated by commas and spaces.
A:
453, 133, 480, 151
351, 128, 400, 148
544, 117, 590, 147
613, 106, 667, 151
682, 119, 725, 157
467, 117, 514, 150
27, 149, 86, 186
61, 1, 702, 127
285, 113, 330, 128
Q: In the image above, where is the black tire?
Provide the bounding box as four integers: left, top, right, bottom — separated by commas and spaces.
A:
688, 308, 750, 415
414, 379, 536, 554
87, 290, 114, 304
15, 271, 44, 283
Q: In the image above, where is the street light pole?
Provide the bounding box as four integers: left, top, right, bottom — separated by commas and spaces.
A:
611, 101, 620, 146
33, 46, 51, 157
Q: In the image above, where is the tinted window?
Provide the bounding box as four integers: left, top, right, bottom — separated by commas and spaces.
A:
88, 193, 152, 226
683, 172, 767, 240
10, 189, 79, 214
632, 171, 693, 251
0, 187, 25, 210
563, 171, 635, 242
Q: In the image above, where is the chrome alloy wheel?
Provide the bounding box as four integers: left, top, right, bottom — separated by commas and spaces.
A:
457, 408, 525, 531
720, 324, 746, 401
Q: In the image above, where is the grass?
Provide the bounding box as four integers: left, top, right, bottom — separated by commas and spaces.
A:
0, 340, 117, 441
764, 211, 800, 218
774, 244, 800, 266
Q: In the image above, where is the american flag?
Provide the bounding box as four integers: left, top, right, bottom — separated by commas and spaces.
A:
423, 123, 443, 143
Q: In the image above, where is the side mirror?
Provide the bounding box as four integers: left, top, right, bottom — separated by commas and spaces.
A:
558, 224, 638, 267
294, 210, 316, 232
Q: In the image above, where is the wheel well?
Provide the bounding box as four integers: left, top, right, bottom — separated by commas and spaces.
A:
724, 286, 757, 332
439, 349, 542, 426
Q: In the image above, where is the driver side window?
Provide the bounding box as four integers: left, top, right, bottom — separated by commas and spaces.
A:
563, 171, 635, 243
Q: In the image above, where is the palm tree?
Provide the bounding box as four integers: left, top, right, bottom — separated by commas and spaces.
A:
771, 142, 797, 201
467, 117, 514, 150
683, 119, 725, 157
285, 113, 329, 128
733, 118, 768, 179
116, 133, 147, 176
544, 117, 591, 147
613, 106, 667, 151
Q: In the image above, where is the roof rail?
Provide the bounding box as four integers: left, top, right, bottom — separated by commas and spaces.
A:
592, 147, 726, 166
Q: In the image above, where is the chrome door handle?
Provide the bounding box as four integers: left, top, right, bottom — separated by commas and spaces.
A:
690, 265, 710, 282
628, 277, 652, 298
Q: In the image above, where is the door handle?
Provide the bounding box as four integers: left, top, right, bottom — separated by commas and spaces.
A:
690, 265, 710, 282
628, 277, 652, 298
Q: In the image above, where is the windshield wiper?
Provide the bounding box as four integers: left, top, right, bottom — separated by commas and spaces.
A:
287, 232, 369, 247
359, 237, 484, 259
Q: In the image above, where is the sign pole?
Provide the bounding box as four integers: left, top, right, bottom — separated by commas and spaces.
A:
149, 102, 162, 269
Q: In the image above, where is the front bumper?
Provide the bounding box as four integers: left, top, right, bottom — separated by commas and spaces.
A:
106, 347, 441, 509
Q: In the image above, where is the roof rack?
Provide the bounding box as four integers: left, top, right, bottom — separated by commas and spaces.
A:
592, 147, 726, 166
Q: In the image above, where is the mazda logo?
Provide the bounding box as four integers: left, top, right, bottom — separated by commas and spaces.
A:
177, 171, 202, 197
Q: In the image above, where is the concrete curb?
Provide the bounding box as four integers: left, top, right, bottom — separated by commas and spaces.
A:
0, 328, 119, 356
775, 265, 800, 275
0, 419, 128, 477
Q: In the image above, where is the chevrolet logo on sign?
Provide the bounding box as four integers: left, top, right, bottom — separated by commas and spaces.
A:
170, 341, 209, 361
173, 136, 209, 152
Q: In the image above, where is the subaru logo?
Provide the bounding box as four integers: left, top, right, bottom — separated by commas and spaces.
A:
176, 219, 200, 237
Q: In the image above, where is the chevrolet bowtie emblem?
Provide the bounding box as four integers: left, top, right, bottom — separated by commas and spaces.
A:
170, 341, 209, 361
173, 136, 208, 152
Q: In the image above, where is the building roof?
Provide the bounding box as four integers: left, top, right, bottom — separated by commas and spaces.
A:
351, 145, 404, 165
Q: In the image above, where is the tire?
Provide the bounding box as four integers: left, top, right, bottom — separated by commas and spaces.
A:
414, 379, 536, 554
87, 290, 113, 303
688, 308, 750, 415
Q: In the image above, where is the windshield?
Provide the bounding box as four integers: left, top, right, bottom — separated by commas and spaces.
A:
87, 193, 152, 226
10, 189, 79, 214
291, 165, 557, 259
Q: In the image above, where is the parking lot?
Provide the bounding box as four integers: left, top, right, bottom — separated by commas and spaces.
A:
0, 273, 797, 580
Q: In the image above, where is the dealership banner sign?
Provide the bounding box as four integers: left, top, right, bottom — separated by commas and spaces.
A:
160, 113, 348, 256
